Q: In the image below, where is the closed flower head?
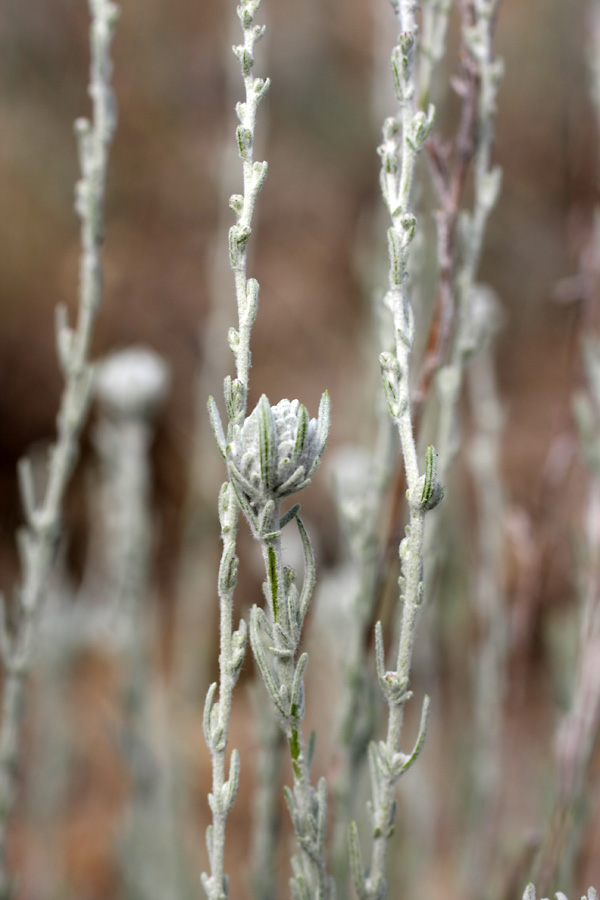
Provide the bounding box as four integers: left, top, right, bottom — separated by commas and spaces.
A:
227, 392, 330, 508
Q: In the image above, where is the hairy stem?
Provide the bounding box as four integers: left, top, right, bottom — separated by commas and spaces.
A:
351, 3, 441, 899
258, 514, 332, 900
201, 3, 270, 898
0, 0, 118, 888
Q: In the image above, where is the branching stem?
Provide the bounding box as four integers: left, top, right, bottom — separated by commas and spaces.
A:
202, 5, 270, 898
0, 1, 118, 889
350, 2, 441, 898
257, 508, 332, 900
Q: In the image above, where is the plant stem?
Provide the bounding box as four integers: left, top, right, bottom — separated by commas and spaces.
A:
250, 682, 284, 900
201, 3, 269, 898
0, 1, 118, 889
418, 0, 452, 109
436, 0, 502, 480
462, 323, 508, 898
257, 509, 332, 900
350, 3, 442, 898
330, 423, 396, 897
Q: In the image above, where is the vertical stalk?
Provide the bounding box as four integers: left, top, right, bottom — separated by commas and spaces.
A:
256, 508, 332, 900
434, 0, 503, 482
418, 0, 452, 110
0, 1, 118, 891
201, 3, 270, 898
330, 422, 396, 897
221, 392, 330, 898
332, 0, 452, 885
94, 348, 178, 900
462, 311, 508, 897
350, 3, 443, 899
533, 339, 600, 894
250, 680, 284, 900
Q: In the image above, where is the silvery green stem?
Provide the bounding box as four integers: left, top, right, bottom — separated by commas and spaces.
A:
418, 0, 452, 109
0, 1, 117, 889
253, 506, 332, 900
250, 682, 284, 900
202, 3, 269, 897
23, 574, 73, 898
377, 0, 434, 490
220, 392, 328, 895
330, 430, 395, 897
94, 349, 181, 900
462, 304, 507, 897
589, 0, 600, 280
227, 2, 270, 419
174, 0, 269, 707
435, 0, 503, 480
221, 391, 330, 895
201, 481, 246, 900
530, 9, 600, 884
590, 0, 600, 139
423, 1, 503, 680
95, 349, 169, 622
349, 4, 442, 899
532, 339, 600, 893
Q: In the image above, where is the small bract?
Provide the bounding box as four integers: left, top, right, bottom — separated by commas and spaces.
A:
227, 393, 330, 507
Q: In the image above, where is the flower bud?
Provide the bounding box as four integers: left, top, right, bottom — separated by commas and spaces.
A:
227, 392, 330, 508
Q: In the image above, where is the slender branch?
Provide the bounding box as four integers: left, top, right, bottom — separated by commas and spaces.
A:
435, 0, 503, 478
94, 348, 176, 900
462, 299, 508, 897
201, 3, 270, 898
216, 392, 330, 898
414, 40, 479, 411
418, 0, 503, 637
0, 1, 118, 889
249, 680, 284, 900
257, 513, 332, 900
532, 338, 600, 894
374, 0, 493, 614
330, 427, 396, 898
350, 2, 444, 898
418, 0, 452, 110
227, 5, 270, 416
530, 7, 600, 885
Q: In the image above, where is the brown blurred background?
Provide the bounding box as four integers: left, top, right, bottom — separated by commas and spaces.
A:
0, 0, 599, 898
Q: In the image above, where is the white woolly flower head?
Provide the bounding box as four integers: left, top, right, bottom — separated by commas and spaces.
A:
226, 392, 330, 507
95, 347, 170, 419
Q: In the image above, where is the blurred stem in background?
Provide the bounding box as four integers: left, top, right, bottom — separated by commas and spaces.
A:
532, 338, 600, 895
249, 679, 284, 900
425, 4, 505, 891
93, 349, 186, 900
463, 290, 508, 899
329, 423, 395, 899
418, 0, 452, 110
0, 1, 118, 894
429, 0, 503, 487
531, 3, 600, 891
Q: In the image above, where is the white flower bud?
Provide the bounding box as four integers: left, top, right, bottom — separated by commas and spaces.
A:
227, 392, 330, 507
95, 346, 169, 419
